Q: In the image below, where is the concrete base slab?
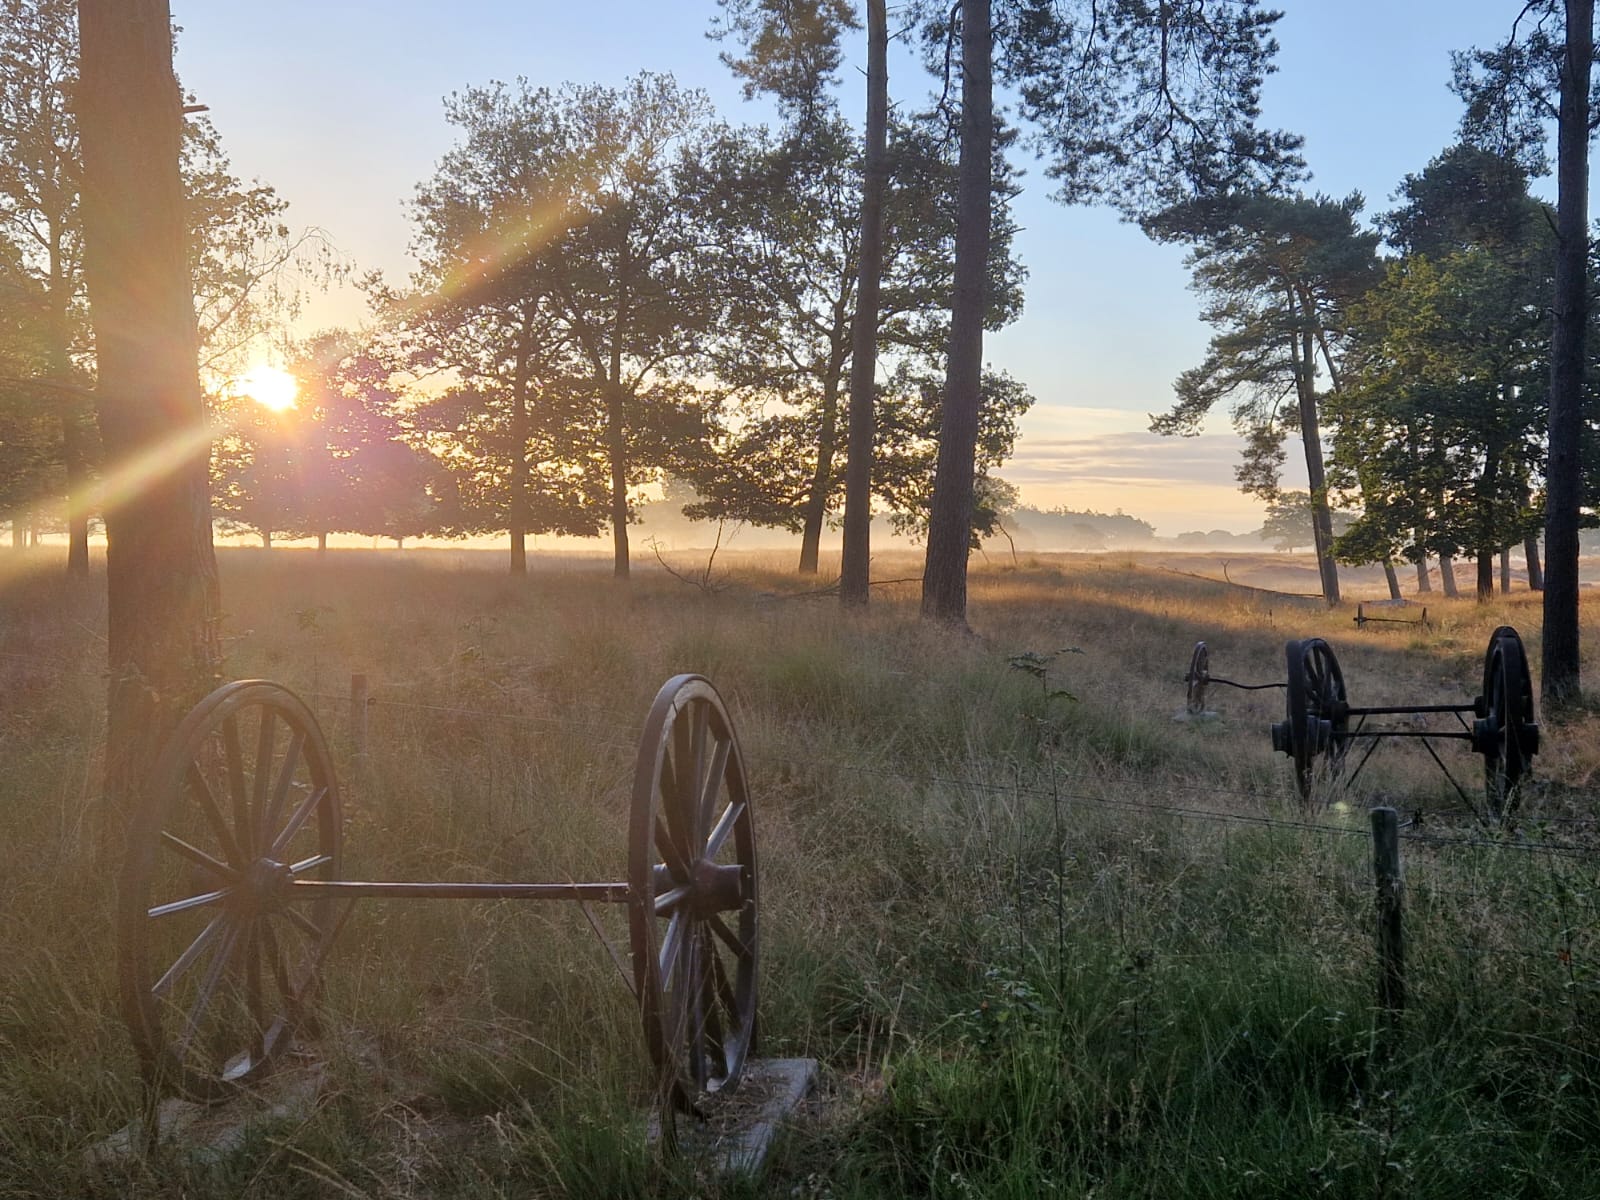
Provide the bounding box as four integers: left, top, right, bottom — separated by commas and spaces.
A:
88, 1064, 326, 1169
652, 1057, 818, 1175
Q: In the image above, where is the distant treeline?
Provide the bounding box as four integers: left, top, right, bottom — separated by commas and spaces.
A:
1007, 506, 1157, 549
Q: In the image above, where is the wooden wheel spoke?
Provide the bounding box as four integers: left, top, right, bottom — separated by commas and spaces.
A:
655, 816, 690, 880
223, 715, 252, 860
160, 831, 238, 882
654, 883, 692, 914
279, 905, 325, 947
269, 786, 328, 858
186, 763, 245, 869
251, 711, 278, 833
153, 912, 229, 998
709, 936, 739, 1022
698, 927, 726, 1069
707, 912, 749, 959
686, 703, 710, 845
286, 852, 334, 877
689, 935, 708, 1085
658, 910, 686, 983
149, 886, 231, 919
176, 917, 242, 1060
703, 799, 745, 862
260, 917, 295, 1004
697, 736, 731, 846
658, 755, 691, 862
261, 730, 305, 847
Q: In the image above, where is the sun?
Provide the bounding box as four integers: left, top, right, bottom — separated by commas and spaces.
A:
234, 364, 300, 412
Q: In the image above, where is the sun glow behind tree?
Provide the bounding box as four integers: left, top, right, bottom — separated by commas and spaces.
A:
232, 364, 299, 412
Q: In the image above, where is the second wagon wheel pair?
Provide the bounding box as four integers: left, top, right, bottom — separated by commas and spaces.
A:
117, 674, 758, 1135
1271, 626, 1539, 817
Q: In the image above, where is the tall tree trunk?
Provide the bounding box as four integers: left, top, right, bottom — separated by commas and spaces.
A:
1525, 535, 1544, 591
10, 519, 22, 550
607, 378, 629, 580
1501, 547, 1512, 594
47, 210, 91, 577
1440, 553, 1460, 598
509, 339, 530, 576
79, 0, 223, 854
1414, 552, 1432, 593
1476, 425, 1502, 602
1291, 321, 1339, 605
921, 0, 990, 626
61, 414, 91, 572
798, 346, 847, 574
840, 0, 888, 609
317, 530, 328, 555
1543, 0, 1593, 707
1383, 560, 1402, 600
261, 529, 271, 550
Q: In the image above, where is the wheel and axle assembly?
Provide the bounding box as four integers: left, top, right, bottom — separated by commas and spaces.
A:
118, 673, 760, 1145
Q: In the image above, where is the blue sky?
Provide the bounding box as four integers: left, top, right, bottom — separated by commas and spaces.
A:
172, 1, 1546, 534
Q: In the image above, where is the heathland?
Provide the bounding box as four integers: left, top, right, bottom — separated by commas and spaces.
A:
2, 549, 1598, 1198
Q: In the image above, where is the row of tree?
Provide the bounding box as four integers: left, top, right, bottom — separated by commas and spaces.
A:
1148, 0, 1600, 705
1148, 146, 1568, 604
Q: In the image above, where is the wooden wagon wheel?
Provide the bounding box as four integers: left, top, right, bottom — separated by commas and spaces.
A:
1185, 642, 1210, 715
1475, 626, 1539, 819
1273, 638, 1350, 803
118, 681, 343, 1102
628, 675, 758, 1130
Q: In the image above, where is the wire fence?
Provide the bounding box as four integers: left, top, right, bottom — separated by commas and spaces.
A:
291, 677, 1600, 864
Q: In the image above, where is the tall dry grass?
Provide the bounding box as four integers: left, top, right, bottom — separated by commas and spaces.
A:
1, 546, 1597, 1198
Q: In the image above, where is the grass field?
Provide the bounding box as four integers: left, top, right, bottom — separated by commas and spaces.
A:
2, 547, 1598, 1198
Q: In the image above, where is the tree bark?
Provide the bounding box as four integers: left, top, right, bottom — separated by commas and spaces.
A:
78, 0, 222, 854
1543, 0, 1592, 707
1291, 321, 1339, 605
1383, 560, 1402, 600
1476, 552, 1494, 601
840, 0, 888, 609
1525, 535, 1544, 591
798, 344, 847, 574
1440, 553, 1460, 598
317, 530, 328, 555
1414, 553, 1432, 593
921, 0, 990, 626
1500, 546, 1512, 594
607, 377, 630, 580
45, 163, 90, 577
509, 335, 530, 576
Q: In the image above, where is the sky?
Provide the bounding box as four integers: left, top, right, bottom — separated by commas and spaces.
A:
170, 1, 1546, 536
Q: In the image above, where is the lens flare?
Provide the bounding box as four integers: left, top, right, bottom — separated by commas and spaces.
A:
234, 365, 299, 412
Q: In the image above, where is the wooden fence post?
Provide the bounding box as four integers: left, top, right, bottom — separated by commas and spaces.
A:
350, 673, 369, 764
1371, 805, 1405, 1031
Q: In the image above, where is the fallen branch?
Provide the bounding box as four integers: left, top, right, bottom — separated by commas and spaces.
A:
1159, 565, 1325, 601
648, 519, 739, 593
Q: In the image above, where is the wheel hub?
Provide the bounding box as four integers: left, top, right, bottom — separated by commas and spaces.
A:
238, 857, 294, 915
688, 861, 746, 915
